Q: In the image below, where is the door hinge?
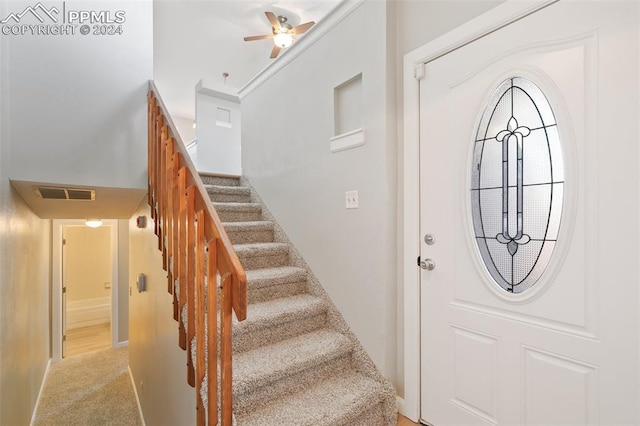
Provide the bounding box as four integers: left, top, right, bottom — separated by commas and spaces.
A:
62, 238, 66, 245
62, 286, 66, 293
63, 334, 66, 342
414, 63, 426, 80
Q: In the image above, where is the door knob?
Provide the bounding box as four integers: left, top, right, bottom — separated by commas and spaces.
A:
420, 258, 436, 271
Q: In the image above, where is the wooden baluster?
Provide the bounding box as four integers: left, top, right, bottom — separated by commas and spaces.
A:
166, 138, 175, 293
186, 185, 196, 387
150, 96, 158, 214
147, 93, 153, 207
220, 271, 233, 426
160, 126, 169, 268
207, 238, 218, 426
172, 156, 182, 318
195, 210, 206, 426
154, 113, 164, 239
177, 169, 188, 347
149, 97, 158, 217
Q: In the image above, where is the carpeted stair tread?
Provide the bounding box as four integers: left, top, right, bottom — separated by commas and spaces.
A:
235, 373, 387, 426
199, 174, 241, 187
204, 184, 250, 195
223, 221, 274, 232
234, 242, 290, 270
233, 294, 328, 353
233, 329, 352, 396
245, 266, 307, 289
234, 242, 288, 253
213, 202, 261, 211
234, 294, 326, 339
214, 202, 262, 222
245, 266, 308, 303
223, 221, 275, 244
205, 185, 252, 203
236, 294, 325, 328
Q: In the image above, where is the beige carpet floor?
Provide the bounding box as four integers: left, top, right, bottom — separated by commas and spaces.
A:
34, 347, 142, 426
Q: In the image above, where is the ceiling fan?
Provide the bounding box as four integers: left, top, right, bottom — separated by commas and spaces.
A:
244, 11, 315, 59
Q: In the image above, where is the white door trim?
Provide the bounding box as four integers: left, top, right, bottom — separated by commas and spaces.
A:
401, 0, 557, 421
52, 219, 119, 361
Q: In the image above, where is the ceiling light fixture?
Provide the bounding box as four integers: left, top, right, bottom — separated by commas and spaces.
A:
273, 30, 293, 48
86, 219, 103, 228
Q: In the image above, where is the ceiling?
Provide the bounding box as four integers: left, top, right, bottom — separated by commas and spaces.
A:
153, 0, 342, 119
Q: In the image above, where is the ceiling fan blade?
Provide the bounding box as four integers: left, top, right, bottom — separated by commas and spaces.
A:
244, 34, 273, 41
270, 45, 281, 59
292, 21, 315, 35
265, 11, 280, 29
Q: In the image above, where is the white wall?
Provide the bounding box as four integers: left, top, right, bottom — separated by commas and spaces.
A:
0, 0, 51, 419
196, 87, 241, 175
64, 225, 111, 329
64, 226, 112, 302
5, 0, 152, 190
172, 115, 196, 144
242, 1, 398, 381
128, 201, 195, 425
0, 183, 51, 425
241, 0, 506, 400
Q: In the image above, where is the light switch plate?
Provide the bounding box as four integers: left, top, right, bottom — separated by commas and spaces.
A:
345, 190, 359, 209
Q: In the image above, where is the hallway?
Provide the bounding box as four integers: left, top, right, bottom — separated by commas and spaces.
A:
33, 347, 142, 426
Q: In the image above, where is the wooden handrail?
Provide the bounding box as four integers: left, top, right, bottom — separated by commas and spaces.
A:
148, 81, 247, 426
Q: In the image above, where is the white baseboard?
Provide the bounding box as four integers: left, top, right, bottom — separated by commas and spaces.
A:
397, 395, 421, 423
30, 358, 51, 426
67, 297, 110, 329
397, 396, 406, 416
128, 366, 146, 426
116, 340, 129, 349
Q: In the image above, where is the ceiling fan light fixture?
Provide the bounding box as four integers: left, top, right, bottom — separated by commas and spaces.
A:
274, 31, 293, 48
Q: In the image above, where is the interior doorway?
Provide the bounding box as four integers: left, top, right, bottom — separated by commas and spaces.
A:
52, 219, 119, 361
63, 224, 113, 357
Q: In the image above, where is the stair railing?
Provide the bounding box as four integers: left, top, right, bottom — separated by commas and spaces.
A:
147, 81, 247, 426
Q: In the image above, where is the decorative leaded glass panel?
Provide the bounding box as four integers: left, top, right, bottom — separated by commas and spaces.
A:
471, 77, 564, 294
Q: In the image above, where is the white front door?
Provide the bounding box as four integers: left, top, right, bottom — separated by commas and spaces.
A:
419, 2, 639, 424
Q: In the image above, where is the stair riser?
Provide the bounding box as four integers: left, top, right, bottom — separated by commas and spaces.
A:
226, 229, 274, 245
207, 192, 252, 203
234, 313, 327, 354
233, 353, 354, 416
200, 175, 240, 186
216, 210, 262, 222
339, 401, 388, 426
239, 253, 289, 270
248, 281, 307, 304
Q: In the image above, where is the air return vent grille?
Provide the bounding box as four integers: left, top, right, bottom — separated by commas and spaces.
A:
35, 186, 95, 201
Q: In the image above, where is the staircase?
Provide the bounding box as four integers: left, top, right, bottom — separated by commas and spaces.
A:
201, 174, 397, 426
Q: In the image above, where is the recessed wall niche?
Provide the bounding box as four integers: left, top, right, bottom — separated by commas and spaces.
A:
216, 107, 232, 128
330, 73, 365, 152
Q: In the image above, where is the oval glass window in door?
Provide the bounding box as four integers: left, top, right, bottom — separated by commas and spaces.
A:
471, 77, 564, 294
